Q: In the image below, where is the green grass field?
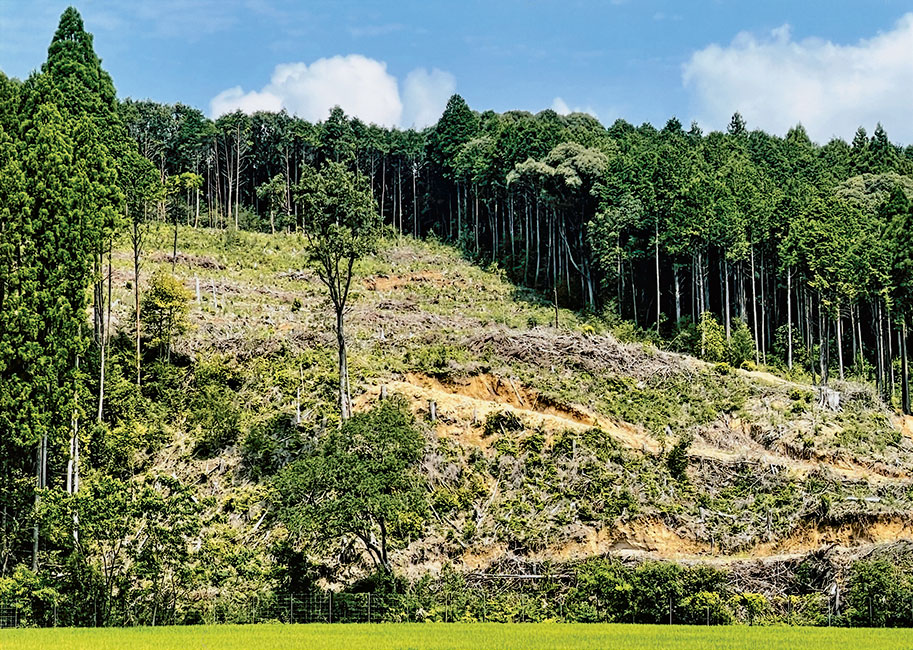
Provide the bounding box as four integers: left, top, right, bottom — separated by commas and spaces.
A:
3, 623, 912, 650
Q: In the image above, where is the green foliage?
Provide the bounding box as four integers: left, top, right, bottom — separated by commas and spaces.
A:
728, 319, 755, 367
274, 397, 427, 572
483, 410, 524, 437
845, 560, 913, 627
141, 270, 191, 360
241, 413, 302, 480
666, 434, 692, 481
697, 312, 727, 362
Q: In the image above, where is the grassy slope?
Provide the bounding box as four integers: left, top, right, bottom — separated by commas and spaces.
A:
6, 623, 913, 650
109, 225, 913, 583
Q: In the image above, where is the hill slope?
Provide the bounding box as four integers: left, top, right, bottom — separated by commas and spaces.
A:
111, 225, 913, 589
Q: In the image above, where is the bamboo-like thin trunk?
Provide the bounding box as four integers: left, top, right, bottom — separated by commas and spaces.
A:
750, 245, 759, 365
655, 214, 660, 334
902, 315, 910, 415
786, 268, 793, 370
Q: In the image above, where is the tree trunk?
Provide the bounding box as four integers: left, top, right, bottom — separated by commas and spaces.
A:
380, 157, 387, 221
759, 253, 767, 363
724, 258, 731, 340
235, 123, 241, 229
902, 315, 910, 415
32, 433, 46, 572
134, 204, 143, 386
98, 243, 112, 422
750, 245, 759, 365
819, 302, 828, 385
336, 308, 351, 420
655, 214, 661, 334
412, 164, 418, 237
786, 268, 793, 370
674, 265, 681, 324
836, 310, 845, 381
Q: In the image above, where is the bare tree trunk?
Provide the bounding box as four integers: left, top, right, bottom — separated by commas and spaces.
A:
724, 258, 731, 340
336, 308, 351, 420
674, 265, 681, 324
235, 123, 241, 229
888, 309, 895, 399
786, 268, 793, 370
32, 433, 46, 572
134, 204, 143, 386
750, 245, 759, 365
876, 302, 885, 397
760, 253, 767, 363
902, 314, 910, 415
412, 163, 418, 237
380, 157, 387, 221
655, 214, 661, 334
819, 302, 829, 385
97, 243, 112, 422
836, 310, 845, 381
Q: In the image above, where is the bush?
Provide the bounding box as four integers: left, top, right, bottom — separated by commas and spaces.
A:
730, 592, 769, 625
567, 558, 633, 622
697, 312, 726, 362
141, 270, 192, 361
631, 561, 683, 623
666, 434, 692, 480
190, 383, 242, 457
845, 559, 913, 627
680, 591, 734, 625
728, 318, 755, 367
242, 413, 302, 480
483, 410, 524, 437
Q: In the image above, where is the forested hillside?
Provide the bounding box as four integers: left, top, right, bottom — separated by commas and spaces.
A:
2, 7, 913, 628
117, 78, 913, 410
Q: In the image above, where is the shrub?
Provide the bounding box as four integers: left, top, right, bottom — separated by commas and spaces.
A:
141, 270, 192, 361
697, 312, 726, 362
728, 318, 755, 367
666, 433, 693, 480
483, 410, 524, 437
190, 384, 242, 457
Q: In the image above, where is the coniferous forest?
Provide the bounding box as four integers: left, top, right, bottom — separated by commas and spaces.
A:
2, 7, 913, 630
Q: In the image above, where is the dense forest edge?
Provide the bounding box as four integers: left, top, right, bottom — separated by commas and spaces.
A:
1, 7, 913, 628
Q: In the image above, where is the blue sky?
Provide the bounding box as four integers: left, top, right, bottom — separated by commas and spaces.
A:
2, 1, 913, 142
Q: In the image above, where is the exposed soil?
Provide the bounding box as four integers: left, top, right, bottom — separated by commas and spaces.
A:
756, 516, 913, 556
356, 372, 661, 453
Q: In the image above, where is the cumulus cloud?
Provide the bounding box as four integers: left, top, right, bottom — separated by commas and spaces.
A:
683, 15, 913, 143
551, 97, 598, 118
210, 55, 454, 128
401, 68, 456, 128
210, 87, 284, 116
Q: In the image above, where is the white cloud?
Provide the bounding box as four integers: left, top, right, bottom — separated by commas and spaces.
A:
210, 86, 284, 116
210, 55, 455, 127
551, 97, 572, 115
551, 96, 599, 119
683, 15, 913, 143
401, 68, 456, 129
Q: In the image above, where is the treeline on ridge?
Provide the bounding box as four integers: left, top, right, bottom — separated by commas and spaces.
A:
119, 89, 913, 411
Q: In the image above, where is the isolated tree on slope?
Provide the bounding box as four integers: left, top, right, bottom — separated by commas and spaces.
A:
297, 162, 380, 420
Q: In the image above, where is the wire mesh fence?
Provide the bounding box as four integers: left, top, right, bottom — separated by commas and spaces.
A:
0, 589, 901, 628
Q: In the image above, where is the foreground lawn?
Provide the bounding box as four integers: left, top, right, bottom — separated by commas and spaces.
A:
3, 623, 913, 650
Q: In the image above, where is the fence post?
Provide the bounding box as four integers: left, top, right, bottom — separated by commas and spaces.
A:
668, 594, 673, 625
368, 593, 371, 624
329, 591, 333, 624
